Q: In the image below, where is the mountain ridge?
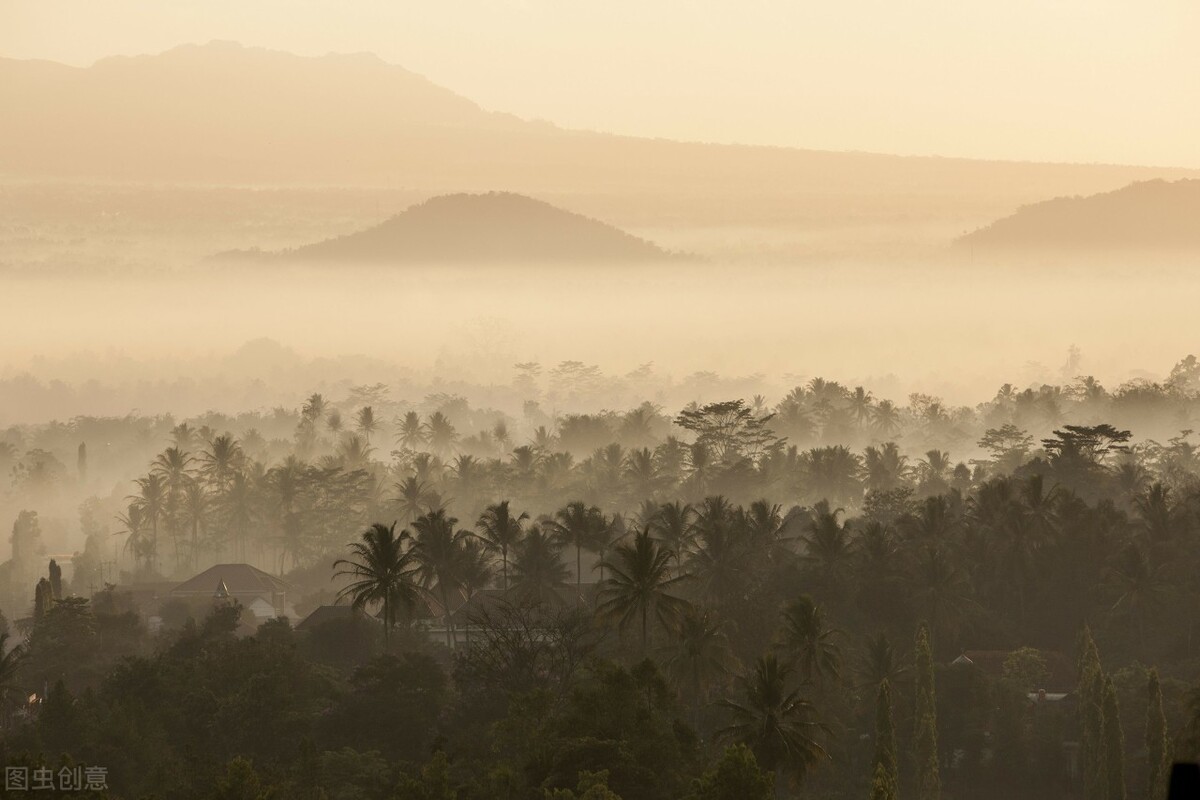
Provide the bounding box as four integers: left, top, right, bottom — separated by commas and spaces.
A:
957, 179, 1200, 250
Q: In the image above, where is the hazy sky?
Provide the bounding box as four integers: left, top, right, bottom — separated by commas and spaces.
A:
3, 0, 1199, 166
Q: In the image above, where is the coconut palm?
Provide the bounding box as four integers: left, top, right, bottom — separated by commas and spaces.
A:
393, 476, 434, 525
182, 479, 209, 570
545, 500, 605, 601
395, 411, 426, 451
356, 406, 378, 442
510, 525, 571, 606
475, 500, 528, 591
778, 594, 842, 685
663, 607, 738, 726
410, 509, 472, 648
424, 412, 458, 458
200, 434, 243, 492
718, 654, 828, 790
648, 500, 695, 572
333, 521, 421, 650
129, 473, 166, 572
597, 527, 690, 651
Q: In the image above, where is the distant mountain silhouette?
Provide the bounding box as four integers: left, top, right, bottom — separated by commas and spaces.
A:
3, 41, 1197, 232
224, 193, 685, 263
958, 179, 1200, 250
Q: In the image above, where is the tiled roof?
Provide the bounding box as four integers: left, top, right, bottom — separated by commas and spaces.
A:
171, 564, 290, 597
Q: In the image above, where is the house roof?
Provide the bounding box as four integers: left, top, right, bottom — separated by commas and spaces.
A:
297, 605, 370, 631
171, 564, 291, 597
952, 649, 1076, 693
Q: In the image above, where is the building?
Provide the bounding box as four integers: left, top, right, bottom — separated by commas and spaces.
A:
170, 564, 296, 623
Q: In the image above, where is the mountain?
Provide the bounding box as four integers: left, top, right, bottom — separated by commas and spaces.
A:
229, 192, 685, 263
3, 42, 1199, 238
957, 179, 1200, 250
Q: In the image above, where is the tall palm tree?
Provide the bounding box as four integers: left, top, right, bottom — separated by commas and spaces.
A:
395, 411, 426, 451
393, 476, 433, 525
333, 522, 421, 651
778, 594, 842, 685
718, 654, 828, 791
356, 406, 378, 443
182, 479, 209, 571
648, 500, 695, 573
597, 528, 689, 651
475, 500, 528, 591
663, 607, 738, 727
200, 434, 243, 493
424, 412, 458, 458
129, 473, 166, 572
410, 509, 471, 648
546, 500, 605, 601
510, 525, 571, 606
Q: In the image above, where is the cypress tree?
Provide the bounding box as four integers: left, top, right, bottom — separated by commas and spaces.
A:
874, 679, 899, 800
870, 762, 899, 800
1079, 628, 1105, 800
48, 558, 62, 600
33, 577, 53, 620
913, 623, 940, 800
1102, 675, 1126, 800
1145, 669, 1169, 800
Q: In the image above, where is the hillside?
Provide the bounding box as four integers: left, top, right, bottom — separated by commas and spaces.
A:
2, 41, 1198, 236
958, 179, 1200, 250
232, 192, 684, 263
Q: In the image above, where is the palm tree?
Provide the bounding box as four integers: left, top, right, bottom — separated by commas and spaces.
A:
333, 522, 421, 651
510, 525, 571, 606
410, 509, 471, 648
663, 607, 738, 727
395, 411, 426, 451
648, 500, 695, 572
718, 654, 828, 792
182, 479, 209, 571
597, 528, 689, 651
129, 473, 166, 572
546, 500, 605, 601
475, 501, 528, 591
800, 500, 853, 594
200, 434, 243, 492
424, 412, 458, 458
778, 594, 842, 685
393, 476, 433, 525
356, 406, 378, 442
857, 632, 908, 690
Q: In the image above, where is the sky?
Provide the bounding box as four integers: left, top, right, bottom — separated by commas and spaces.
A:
2, 0, 1199, 166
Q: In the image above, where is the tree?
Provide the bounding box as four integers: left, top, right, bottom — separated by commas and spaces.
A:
663, 608, 738, 727
674, 400, 779, 463
48, 558, 62, 599
1102, 675, 1126, 800
596, 528, 689, 651
333, 522, 421, 651
546, 501, 606, 602
411, 509, 472, 648
686, 745, 773, 800
873, 680, 899, 800
1146, 669, 1170, 800
510, 526, 571, 606
475, 501, 528, 591
777, 594, 842, 685
913, 623, 940, 800
0, 631, 25, 726
718, 654, 827, 792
